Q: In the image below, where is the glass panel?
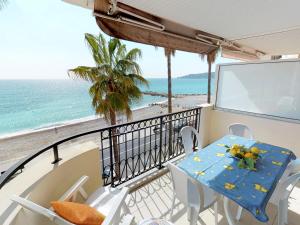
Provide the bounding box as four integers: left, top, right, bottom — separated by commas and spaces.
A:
216, 60, 300, 120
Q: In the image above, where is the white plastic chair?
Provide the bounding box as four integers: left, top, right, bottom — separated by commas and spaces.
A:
180, 126, 202, 155
236, 159, 300, 225
11, 175, 133, 225
167, 162, 218, 225
228, 123, 253, 139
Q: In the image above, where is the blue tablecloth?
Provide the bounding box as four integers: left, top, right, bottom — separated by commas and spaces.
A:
178, 135, 296, 222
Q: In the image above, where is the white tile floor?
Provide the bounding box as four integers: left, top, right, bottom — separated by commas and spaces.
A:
126, 173, 300, 225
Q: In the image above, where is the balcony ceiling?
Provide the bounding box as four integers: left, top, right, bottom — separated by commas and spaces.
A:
67, 0, 300, 59
119, 0, 300, 56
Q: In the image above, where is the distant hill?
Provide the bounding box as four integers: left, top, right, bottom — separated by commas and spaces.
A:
178, 72, 215, 79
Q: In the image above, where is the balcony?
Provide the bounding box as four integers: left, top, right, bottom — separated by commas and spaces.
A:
126, 170, 300, 225
1, 103, 300, 225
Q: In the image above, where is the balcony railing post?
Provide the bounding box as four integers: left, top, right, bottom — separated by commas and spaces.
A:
108, 128, 114, 186
51, 145, 62, 164
158, 116, 163, 169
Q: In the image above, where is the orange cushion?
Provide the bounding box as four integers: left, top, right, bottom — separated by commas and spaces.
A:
51, 201, 105, 225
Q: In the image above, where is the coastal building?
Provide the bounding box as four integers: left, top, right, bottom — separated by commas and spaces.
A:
1, 1, 300, 225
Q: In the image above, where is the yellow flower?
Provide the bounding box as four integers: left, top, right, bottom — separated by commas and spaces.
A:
229, 149, 237, 156
251, 147, 260, 154
244, 152, 254, 158
232, 144, 240, 150
224, 183, 235, 190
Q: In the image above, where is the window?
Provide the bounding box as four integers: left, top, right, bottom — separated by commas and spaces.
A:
215, 59, 300, 121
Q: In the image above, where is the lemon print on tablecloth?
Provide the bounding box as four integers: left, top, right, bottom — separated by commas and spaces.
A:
281, 150, 290, 155
272, 161, 283, 166
260, 150, 268, 154
216, 153, 225, 157
195, 171, 205, 176
193, 156, 201, 162
254, 184, 268, 193
224, 183, 235, 190
217, 144, 225, 147
224, 165, 234, 170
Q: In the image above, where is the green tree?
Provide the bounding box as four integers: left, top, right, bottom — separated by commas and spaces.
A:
68, 33, 148, 179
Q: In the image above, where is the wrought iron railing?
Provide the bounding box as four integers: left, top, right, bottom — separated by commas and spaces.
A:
0, 107, 201, 189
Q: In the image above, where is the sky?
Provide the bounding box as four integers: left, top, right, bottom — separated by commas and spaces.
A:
0, 0, 236, 79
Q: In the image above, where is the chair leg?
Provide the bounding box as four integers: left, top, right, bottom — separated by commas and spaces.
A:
214, 201, 218, 225
236, 206, 243, 221
283, 199, 288, 224
122, 203, 130, 214
190, 207, 197, 225
278, 201, 285, 225
170, 195, 176, 221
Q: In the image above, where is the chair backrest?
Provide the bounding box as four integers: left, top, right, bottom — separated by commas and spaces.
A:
167, 162, 205, 211
101, 187, 129, 225
279, 172, 300, 201
228, 123, 253, 139
11, 195, 74, 225
59, 175, 89, 202
180, 126, 202, 155
287, 158, 300, 174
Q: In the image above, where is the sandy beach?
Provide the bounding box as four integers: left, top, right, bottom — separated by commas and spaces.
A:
0, 95, 206, 172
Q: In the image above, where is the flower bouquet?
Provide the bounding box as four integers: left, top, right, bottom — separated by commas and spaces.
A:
225, 144, 261, 170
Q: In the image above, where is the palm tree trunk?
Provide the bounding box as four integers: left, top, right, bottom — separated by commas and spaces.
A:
207, 61, 212, 103
110, 109, 121, 180
167, 53, 172, 114
167, 51, 173, 156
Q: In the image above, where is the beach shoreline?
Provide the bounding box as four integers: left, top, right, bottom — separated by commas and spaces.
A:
0, 95, 207, 172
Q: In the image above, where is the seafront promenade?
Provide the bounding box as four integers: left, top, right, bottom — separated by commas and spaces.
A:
0, 95, 206, 173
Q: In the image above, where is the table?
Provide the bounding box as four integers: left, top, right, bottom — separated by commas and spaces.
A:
178, 135, 296, 224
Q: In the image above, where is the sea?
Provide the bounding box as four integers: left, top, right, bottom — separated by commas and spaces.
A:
0, 78, 213, 136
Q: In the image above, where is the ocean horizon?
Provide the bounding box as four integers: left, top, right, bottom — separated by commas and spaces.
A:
0, 78, 213, 136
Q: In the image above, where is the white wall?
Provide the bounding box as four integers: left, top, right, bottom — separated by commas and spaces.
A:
200, 105, 300, 156
0, 142, 102, 225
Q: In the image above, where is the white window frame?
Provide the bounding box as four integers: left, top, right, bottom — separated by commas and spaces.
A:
213, 58, 300, 124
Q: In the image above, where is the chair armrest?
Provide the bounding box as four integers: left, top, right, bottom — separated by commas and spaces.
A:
11, 195, 74, 225
59, 175, 89, 202
102, 187, 129, 225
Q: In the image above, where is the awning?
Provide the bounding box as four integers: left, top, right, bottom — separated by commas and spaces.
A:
64, 0, 300, 60
93, 0, 219, 56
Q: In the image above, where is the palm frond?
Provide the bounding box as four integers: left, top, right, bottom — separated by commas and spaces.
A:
128, 73, 149, 87
68, 66, 98, 83
125, 48, 142, 61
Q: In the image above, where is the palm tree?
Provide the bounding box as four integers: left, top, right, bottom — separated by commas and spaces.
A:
200, 50, 218, 103
68, 33, 148, 179
164, 48, 175, 157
